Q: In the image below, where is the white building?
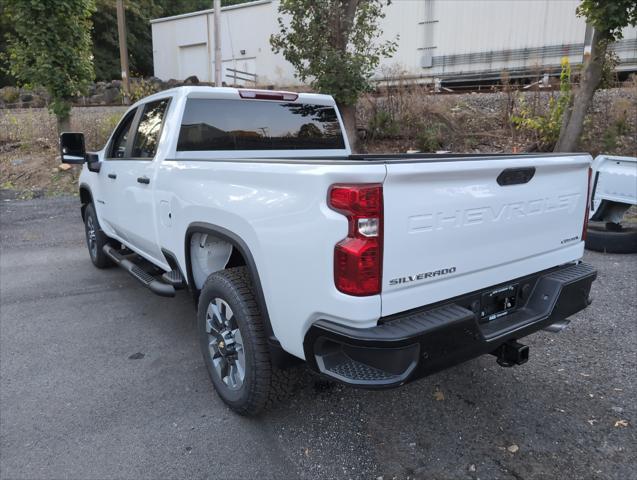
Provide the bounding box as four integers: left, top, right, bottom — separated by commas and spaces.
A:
150, 0, 637, 87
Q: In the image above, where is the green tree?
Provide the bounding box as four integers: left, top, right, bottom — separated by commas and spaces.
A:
92, 0, 161, 81
554, 0, 637, 152
91, 0, 247, 82
513, 58, 572, 151
0, 2, 16, 87
270, 0, 397, 150
5, 0, 96, 132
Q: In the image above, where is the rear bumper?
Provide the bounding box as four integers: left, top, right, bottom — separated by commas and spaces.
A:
303, 262, 597, 388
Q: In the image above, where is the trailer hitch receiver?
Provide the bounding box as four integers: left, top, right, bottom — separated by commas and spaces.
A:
491, 340, 529, 367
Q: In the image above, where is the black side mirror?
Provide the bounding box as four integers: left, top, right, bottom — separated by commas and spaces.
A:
59, 132, 86, 164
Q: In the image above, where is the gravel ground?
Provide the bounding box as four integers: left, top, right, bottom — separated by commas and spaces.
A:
1, 195, 635, 480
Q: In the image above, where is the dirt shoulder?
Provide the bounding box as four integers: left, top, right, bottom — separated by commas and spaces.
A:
1, 106, 127, 197
1, 88, 634, 196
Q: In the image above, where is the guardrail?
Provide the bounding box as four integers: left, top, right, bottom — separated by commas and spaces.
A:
225, 68, 258, 86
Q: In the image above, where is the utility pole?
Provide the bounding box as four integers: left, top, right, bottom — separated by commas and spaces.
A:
116, 0, 131, 104
213, 0, 222, 86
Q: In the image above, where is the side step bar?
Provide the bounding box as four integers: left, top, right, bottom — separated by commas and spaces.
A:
103, 245, 175, 297
161, 269, 186, 288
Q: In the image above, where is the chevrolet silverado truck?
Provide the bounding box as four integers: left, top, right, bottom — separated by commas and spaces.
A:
60, 87, 597, 415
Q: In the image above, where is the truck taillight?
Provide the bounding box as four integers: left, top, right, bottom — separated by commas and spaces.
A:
238, 89, 298, 101
582, 167, 592, 242
329, 184, 383, 296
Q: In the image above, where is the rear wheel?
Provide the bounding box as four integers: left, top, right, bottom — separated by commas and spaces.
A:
84, 203, 113, 268
197, 267, 295, 415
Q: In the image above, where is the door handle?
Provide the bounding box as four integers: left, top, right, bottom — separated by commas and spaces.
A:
137, 176, 150, 185
107, 173, 117, 179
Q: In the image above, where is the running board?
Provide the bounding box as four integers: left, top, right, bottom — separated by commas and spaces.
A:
103, 245, 176, 297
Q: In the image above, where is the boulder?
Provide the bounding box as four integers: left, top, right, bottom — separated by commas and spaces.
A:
102, 86, 121, 105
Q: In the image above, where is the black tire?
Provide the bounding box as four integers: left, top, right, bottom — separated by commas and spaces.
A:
585, 221, 637, 254
197, 267, 295, 415
84, 203, 113, 268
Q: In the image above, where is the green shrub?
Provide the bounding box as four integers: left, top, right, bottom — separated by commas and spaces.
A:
1, 87, 20, 104
602, 127, 618, 151
367, 109, 400, 139
416, 122, 445, 152
511, 57, 572, 150
599, 47, 620, 89
615, 116, 629, 136
612, 98, 631, 135
127, 78, 159, 103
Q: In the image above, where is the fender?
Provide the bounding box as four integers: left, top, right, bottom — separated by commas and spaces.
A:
79, 183, 93, 220
161, 248, 188, 285
184, 222, 301, 368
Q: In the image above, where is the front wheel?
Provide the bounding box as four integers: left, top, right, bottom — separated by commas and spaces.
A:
197, 267, 294, 415
84, 203, 113, 268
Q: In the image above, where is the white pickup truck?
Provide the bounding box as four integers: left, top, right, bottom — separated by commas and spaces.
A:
60, 87, 597, 415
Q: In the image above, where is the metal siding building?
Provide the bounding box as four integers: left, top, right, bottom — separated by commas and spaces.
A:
150, 0, 637, 86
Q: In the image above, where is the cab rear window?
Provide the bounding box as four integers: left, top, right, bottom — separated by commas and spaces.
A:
177, 98, 345, 151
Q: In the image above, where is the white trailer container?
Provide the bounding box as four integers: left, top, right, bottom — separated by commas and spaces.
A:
150, 0, 637, 86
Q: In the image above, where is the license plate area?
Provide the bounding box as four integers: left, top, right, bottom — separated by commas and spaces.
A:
480, 284, 518, 322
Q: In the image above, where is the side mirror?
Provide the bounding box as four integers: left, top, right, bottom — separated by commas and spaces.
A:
59, 132, 86, 164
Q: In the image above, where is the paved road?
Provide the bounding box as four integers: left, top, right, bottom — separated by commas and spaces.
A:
1, 195, 635, 480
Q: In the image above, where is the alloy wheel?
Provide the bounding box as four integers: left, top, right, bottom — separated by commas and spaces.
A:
86, 215, 97, 258
205, 298, 246, 390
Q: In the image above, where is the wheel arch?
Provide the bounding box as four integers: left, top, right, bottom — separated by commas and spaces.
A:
184, 222, 280, 349
79, 183, 93, 220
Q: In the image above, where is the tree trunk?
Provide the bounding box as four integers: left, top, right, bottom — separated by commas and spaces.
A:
338, 102, 358, 152
554, 29, 608, 152
57, 113, 71, 135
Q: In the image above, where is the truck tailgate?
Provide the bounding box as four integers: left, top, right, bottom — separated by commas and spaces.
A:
381, 155, 591, 316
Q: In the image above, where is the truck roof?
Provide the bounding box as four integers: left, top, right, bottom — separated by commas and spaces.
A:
134, 86, 337, 107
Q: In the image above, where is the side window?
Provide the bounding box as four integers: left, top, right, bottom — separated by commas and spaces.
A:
108, 109, 137, 159
131, 99, 170, 158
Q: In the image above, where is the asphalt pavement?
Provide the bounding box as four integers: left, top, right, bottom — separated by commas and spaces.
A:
1, 194, 635, 480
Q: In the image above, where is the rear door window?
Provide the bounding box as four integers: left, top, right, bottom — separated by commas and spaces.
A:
131, 99, 170, 159
177, 99, 345, 151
